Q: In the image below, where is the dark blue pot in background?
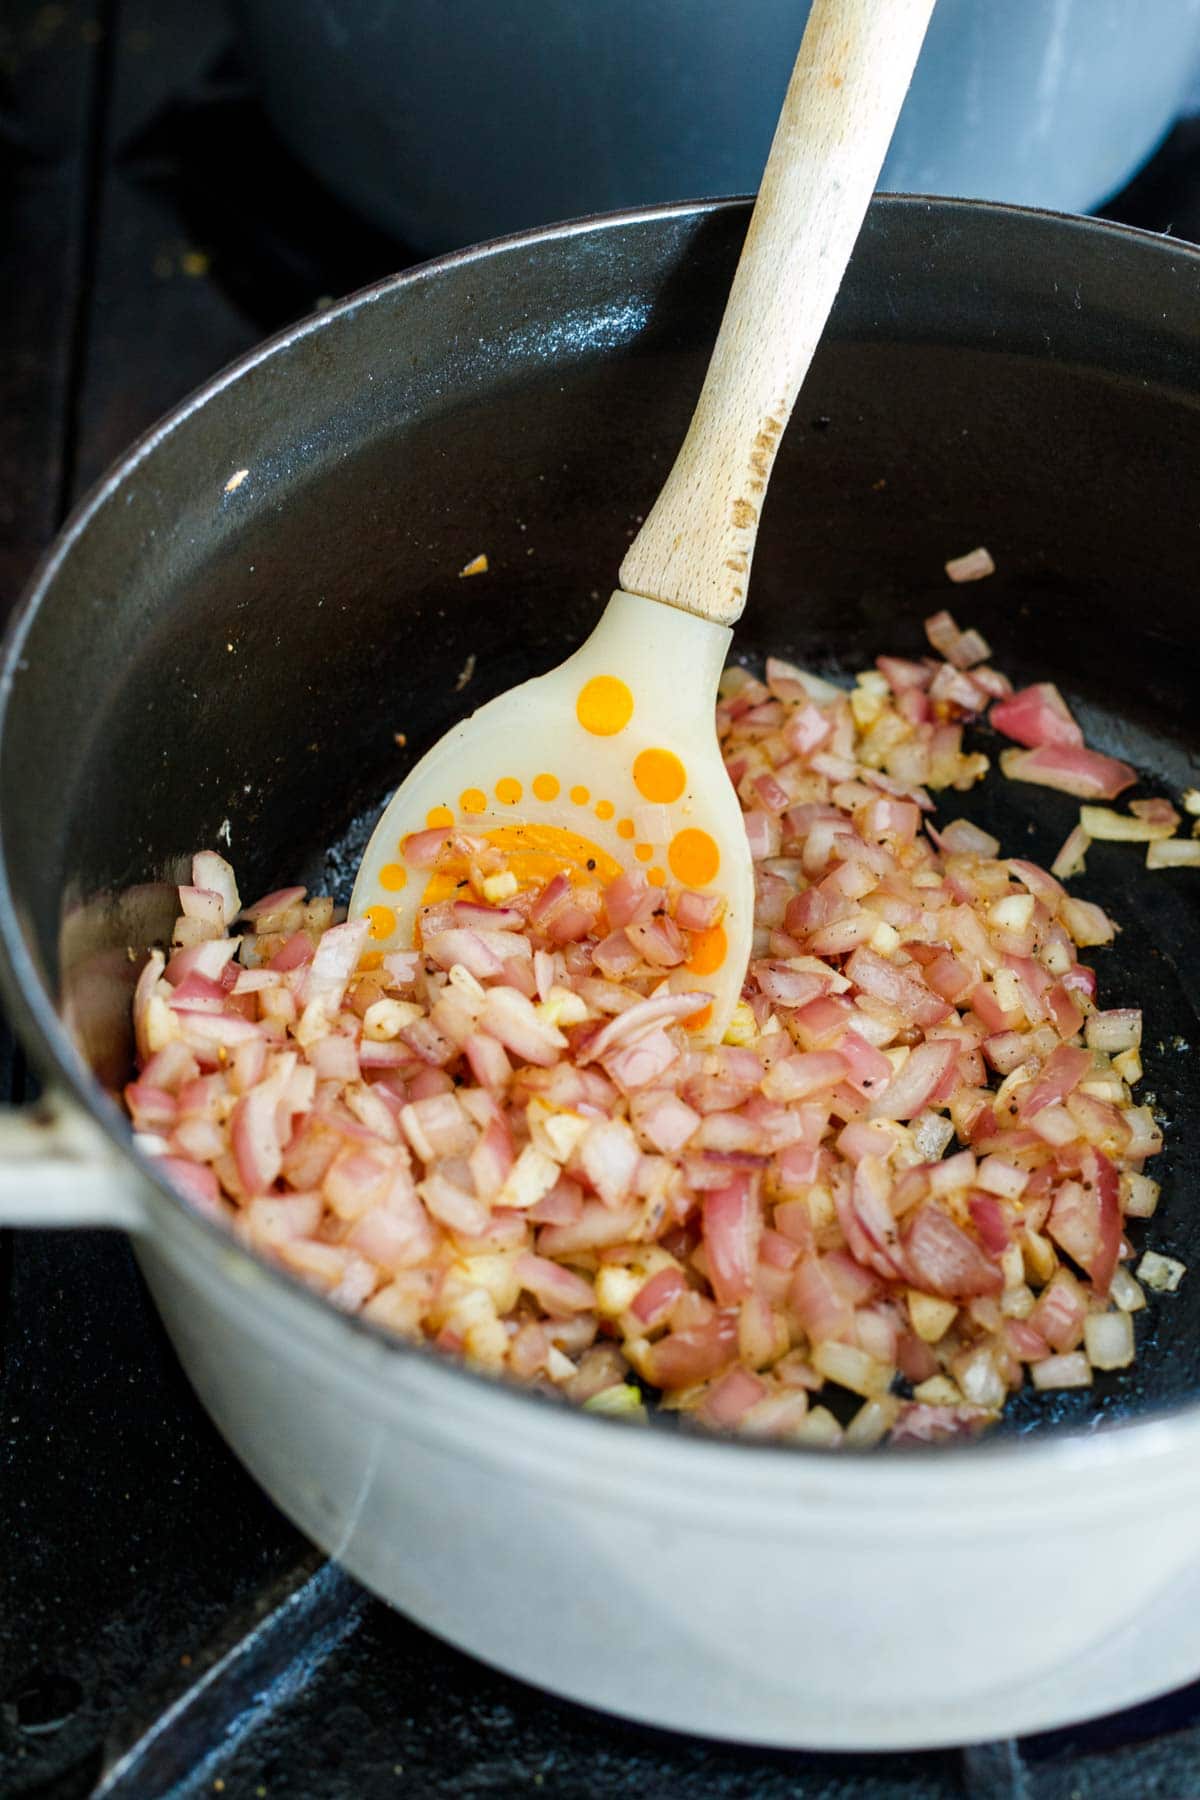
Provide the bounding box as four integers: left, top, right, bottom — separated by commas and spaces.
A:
237, 0, 1200, 254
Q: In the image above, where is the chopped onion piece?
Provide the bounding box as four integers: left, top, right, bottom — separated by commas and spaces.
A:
842, 1394, 901, 1448
1137, 1251, 1186, 1293
990, 683, 1082, 751
907, 1290, 958, 1344
1058, 895, 1116, 947
764, 655, 842, 704
1121, 1171, 1160, 1219
1146, 839, 1200, 869
192, 852, 241, 926
1083, 1310, 1135, 1370
1000, 744, 1137, 802
1109, 1266, 1146, 1313
791, 1405, 844, 1448
810, 1339, 894, 1398
943, 548, 995, 586
1130, 798, 1181, 830
1079, 804, 1176, 842
1051, 823, 1090, 880
582, 1383, 647, 1421
1030, 1352, 1092, 1390
911, 1110, 955, 1161
936, 818, 1000, 857
911, 1376, 962, 1406
240, 884, 306, 921
1085, 1009, 1141, 1053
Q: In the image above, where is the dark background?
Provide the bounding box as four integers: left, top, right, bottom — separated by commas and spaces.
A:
6, 2, 1200, 1795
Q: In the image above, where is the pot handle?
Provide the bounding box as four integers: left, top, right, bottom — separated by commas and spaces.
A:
0, 1088, 145, 1231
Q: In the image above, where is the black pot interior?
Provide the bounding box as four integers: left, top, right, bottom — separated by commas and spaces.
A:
4, 196, 1198, 1440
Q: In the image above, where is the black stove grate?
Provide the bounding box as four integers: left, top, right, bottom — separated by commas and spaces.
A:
5, 3, 1200, 1794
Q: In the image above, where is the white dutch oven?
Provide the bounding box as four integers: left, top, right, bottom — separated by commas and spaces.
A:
2, 196, 1199, 1748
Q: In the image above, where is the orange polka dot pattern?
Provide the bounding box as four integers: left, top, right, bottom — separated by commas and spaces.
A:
576, 675, 634, 736
633, 747, 686, 804
686, 923, 727, 975
380, 670, 726, 969
669, 828, 720, 887
365, 904, 396, 940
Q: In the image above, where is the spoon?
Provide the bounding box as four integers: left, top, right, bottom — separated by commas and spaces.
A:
351, 0, 936, 1038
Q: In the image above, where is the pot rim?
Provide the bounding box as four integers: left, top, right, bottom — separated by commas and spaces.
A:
5, 190, 1200, 1500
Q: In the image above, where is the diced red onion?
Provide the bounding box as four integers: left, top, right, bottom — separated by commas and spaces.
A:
126, 593, 1169, 1452
625, 916, 686, 968
990, 683, 1083, 750
604, 870, 657, 929
1000, 743, 1136, 801
903, 1204, 1003, 1299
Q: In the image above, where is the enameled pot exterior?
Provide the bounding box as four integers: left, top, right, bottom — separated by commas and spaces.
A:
3, 198, 1200, 1746
134, 1198, 1200, 1748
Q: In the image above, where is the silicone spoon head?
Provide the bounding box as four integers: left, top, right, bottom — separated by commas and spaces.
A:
350, 589, 754, 1040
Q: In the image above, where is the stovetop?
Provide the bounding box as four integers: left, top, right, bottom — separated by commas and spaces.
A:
5, 3, 1200, 1794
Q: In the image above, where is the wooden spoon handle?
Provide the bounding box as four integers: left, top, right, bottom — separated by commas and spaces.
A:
619, 0, 936, 627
